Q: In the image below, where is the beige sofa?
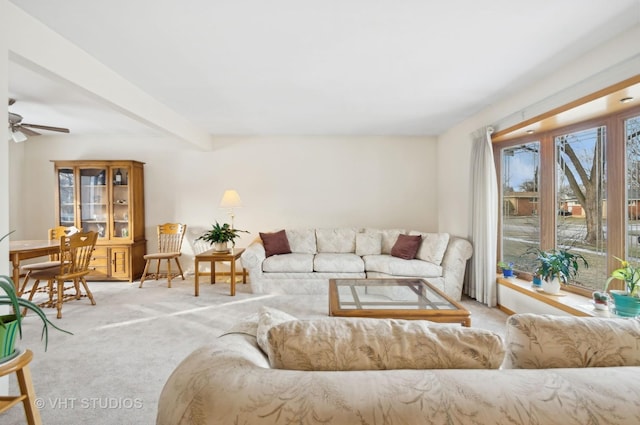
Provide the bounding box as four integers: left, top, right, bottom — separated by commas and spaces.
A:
240, 228, 473, 301
157, 312, 640, 425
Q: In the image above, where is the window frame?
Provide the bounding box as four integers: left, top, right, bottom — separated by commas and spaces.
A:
494, 104, 640, 296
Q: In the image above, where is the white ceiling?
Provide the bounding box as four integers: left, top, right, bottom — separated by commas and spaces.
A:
7, 0, 640, 138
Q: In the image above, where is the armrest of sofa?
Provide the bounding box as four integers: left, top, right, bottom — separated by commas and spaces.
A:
241, 238, 266, 276
440, 237, 473, 301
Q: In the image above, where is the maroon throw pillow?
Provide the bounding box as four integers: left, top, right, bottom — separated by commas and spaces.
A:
390, 234, 422, 260
260, 230, 292, 257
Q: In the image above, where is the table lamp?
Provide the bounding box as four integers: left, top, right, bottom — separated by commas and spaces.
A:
219, 189, 242, 229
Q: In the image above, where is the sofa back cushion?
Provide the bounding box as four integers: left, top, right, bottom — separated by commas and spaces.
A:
409, 231, 450, 265
285, 229, 317, 254
316, 228, 357, 253
355, 232, 382, 256
364, 228, 405, 254
262, 316, 505, 371
504, 313, 640, 368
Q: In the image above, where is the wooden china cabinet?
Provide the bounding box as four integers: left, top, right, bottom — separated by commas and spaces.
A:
53, 160, 146, 282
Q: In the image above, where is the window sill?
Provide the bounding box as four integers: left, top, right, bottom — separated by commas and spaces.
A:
496, 275, 613, 317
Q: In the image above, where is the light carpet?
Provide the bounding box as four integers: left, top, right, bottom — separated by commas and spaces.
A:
2, 277, 508, 425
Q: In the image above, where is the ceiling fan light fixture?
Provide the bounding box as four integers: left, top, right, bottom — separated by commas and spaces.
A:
11, 129, 28, 143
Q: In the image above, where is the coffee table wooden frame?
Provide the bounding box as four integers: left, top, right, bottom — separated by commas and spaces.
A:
329, 278, 471, 326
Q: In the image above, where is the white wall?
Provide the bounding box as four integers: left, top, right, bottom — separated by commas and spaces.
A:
1, 0, 10, 397
10, 134, 438, 268
437, 24, 640, 239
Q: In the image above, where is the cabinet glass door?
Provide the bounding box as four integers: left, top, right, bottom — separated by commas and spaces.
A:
80, 167, 108, 238
111, 166, 130, 239
57, 168, 76, 226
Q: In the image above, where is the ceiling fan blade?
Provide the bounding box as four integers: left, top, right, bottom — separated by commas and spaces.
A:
21, 123, 70, 133
17, 126, 41, 136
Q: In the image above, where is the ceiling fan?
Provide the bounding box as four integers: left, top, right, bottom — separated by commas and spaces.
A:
8, 98, 70, 142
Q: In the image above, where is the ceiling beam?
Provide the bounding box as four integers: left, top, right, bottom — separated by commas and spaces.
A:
7, 3, 212, 150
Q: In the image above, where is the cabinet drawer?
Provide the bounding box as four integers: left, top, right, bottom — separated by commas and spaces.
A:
89, 257, 109, 267
91, 247, 108, 258
90, 247, 108, 267
87, 266, 108, 278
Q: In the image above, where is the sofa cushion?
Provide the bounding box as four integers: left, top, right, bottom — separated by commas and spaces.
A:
262, 253, 314, 273
504, 313, 640, 369
355, 232, 382, 256
285, 228, 317, 254
316, 228, 357, 253
364, 255, 443, 277
314, 253, 364, 273
391, 234, 422, 260
364, 228, 406, 254
409, 231, 450, 265
256, 306, 298, 353
259, 230, 292, 257
263, 316, 505, 371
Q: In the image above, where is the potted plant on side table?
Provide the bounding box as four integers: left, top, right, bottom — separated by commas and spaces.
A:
605, 257, 640, 317
531, 248, 588, 295
1, 231, 72, 361
197, 222, 249, 253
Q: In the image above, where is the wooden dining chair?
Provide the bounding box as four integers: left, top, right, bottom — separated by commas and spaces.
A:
25, 231, 98, 319
19, 226, 72, 296
139, 223, 187, 288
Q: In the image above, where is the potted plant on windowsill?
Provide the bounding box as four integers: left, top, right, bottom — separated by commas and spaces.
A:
197, 222, 249, 252
592, 291, 610, 311
497, 261, 514, 278
531, 248, 588, 295
0, 231, 72, 361
605, 257, 640, 317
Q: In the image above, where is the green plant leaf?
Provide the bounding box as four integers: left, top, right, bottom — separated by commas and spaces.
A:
0, 274, 73, 351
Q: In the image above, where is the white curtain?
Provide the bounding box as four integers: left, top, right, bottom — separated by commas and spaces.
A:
464, 126, 498, 307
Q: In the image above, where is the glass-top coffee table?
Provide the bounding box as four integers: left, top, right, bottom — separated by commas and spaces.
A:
329, 278, 471, 326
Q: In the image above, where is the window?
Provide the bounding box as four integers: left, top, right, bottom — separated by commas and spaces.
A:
500, 142, 540, 271
626, 114, 640, 263
555, 126, 607, 290
496, 105, 640, 293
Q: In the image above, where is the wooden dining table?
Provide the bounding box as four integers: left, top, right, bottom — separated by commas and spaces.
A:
8, 240, 60, 292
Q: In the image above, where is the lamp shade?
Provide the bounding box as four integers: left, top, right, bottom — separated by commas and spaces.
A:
219, 190, 242, 208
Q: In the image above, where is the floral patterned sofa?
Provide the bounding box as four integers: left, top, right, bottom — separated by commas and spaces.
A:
157, 311, 640, 425
240, 228, 473, 301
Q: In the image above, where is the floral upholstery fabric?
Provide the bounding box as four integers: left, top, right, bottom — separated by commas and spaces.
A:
285, 228, 317, 254
158, 331, 640, 425
409, 231, 450, 265
261, 317, 505, 371
363, 254, 442, 277
255, 307, 297, 351
262, 253, 314, 273
241, 228, 472, 299
363, 228, 406, 254
355, 232, 382, 256
315, 228, 358, 253
505, 313, 640, 369
313, 253, 364, 273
